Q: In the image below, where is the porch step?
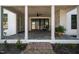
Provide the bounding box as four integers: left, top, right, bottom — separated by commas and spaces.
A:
22, 42, 55, 54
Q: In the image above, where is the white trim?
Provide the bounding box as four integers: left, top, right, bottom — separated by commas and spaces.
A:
0, 39, 28, 44
0, 40, 79, 44
54, 40, 79, 44
28, 39, 52, 42
29, 17, 50, 19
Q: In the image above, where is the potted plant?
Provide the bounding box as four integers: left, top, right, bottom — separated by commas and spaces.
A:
55, 25, 66, 37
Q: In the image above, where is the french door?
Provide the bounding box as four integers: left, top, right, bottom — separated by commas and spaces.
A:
31, 19, 49, 31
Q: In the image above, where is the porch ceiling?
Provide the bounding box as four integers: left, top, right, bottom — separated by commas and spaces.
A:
28, 6, 51, 17
3, 6, 25, 15
55, 5, 77, 12
3, 6, 77, 16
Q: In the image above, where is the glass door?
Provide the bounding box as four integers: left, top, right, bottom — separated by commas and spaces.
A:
40, 19, 49, 31
31, 19, 36, 30
45, 19, 49, 31
35, 19, 39, 30
31, 18, 49, 31
39, 19, 44, 30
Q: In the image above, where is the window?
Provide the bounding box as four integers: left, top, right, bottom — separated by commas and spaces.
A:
71, 15, 77, 29
3, 14, 8, 31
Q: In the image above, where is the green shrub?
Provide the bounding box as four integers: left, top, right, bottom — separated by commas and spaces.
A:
4, 40, 8, 48
16, 40, 22, 50
67, 44, 77, 49
55, 26, 66, 33
55, 44, 64, 48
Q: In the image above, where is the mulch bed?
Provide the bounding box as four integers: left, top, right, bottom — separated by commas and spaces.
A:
1, 43, 79, 54
0, 44, 27, 54
52, 44, 79, 54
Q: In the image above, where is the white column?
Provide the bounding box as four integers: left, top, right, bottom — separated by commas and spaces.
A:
77, 6, 79, 38
0, 6, 1, 40
51, 5, 55, 42
0, 6, 3, 40
25, 6, 28, 41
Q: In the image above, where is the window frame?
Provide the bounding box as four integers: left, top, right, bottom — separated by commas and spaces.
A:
71, 14, 77, 29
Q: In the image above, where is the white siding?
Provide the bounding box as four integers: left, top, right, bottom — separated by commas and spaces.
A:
3, 8, 16, 36
66, 8, 77, 35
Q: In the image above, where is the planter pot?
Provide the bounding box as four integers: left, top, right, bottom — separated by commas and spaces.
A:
55, 32, 64, 37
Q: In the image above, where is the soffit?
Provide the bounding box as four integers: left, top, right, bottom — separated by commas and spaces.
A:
55, 5, 77, 12
3, 6, 25, 15
28, 6, 51, 17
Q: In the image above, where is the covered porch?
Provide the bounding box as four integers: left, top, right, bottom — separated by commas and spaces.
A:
1, 6, 25, 39
0, 5, 79, 43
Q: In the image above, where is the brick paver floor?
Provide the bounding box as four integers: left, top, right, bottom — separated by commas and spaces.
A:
21, 42, 55, 54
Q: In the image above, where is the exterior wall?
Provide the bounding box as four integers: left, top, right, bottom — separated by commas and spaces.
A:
28, 17, 31, 31
60, 9, 67, 28
55, 9, 60, 27
3, 8, 16, 36
66, 8, 77, 35
17, 15, 25, 33
58, 8, 77, 35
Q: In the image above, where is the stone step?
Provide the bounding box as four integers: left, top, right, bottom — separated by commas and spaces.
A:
22, 42, 55, 54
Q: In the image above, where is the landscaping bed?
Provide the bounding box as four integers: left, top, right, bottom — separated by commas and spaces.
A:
1, 43, 79, 54
52, 44, 79, 54
0, 44, 27, 54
